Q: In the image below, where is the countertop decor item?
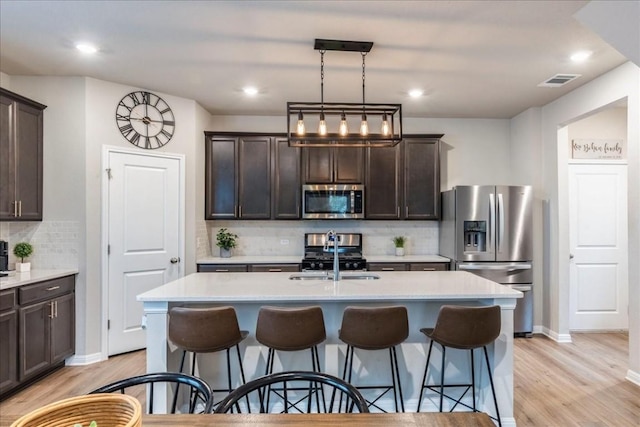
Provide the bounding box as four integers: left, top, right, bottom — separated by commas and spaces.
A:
13, 242, 33, 272
393, 236, 406, 256
216, 228, 238, 258
9, 393, 141, 427
287, 39, 402, 148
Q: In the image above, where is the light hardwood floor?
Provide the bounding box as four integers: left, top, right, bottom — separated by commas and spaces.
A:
1, 333, 638, 426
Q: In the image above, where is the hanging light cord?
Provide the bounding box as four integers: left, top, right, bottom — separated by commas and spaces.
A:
361, 52, 367, 115
320, 50, 325, 109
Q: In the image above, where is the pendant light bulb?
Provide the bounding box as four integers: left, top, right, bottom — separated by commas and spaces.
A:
339, 112, 349, 136
318, 112, 328, 136
381, 113, 390, 136
360, 113, 369, 136
296, 111, 305, 136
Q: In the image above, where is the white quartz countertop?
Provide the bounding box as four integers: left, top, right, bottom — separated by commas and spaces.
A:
196, 255, 449, 264
138, 271, 520, 303
0, 269, 79, 290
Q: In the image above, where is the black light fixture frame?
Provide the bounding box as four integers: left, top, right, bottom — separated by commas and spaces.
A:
287, 39, 403, 148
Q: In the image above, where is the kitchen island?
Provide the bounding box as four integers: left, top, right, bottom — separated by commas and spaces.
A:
138, 271, 520, 426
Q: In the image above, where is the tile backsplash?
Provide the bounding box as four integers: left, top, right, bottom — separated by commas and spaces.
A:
0, 221, 79, 269
203, 220, 439, 257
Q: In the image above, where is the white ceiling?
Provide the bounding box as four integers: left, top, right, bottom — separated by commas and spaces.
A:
0, 1, 631, 119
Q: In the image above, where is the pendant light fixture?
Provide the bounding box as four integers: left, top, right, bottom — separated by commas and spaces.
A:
287, 39, 402, 147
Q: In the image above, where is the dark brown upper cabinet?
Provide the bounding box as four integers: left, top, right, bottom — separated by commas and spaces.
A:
403, 136, 441, 220
365, 144, 403, 219
205, 134, 271, 220
0, 88, 46, 221
205, 133, 301, 220
272, 138, 301, 219
302, 146, 364, 184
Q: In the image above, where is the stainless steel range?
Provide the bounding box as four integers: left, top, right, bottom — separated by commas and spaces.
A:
301, 233, 366, 271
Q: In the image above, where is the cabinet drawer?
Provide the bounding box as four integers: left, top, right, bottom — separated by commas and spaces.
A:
197, 264, 249, 273
409, 263, 448, 271
0, 289, 16, 312
250, 264, 300, 273
367, 263, 407, 272
19, 275, 75, 305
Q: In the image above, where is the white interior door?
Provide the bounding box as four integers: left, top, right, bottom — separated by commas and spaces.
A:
107, 150, 183, 356
569, 163, 628, 331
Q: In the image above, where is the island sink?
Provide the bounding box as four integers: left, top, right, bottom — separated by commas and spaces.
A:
289, 272, 380, 281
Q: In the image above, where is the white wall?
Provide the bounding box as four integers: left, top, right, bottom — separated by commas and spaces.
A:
539, 61, 639, 382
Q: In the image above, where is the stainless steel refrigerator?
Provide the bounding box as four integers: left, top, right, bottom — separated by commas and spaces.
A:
439, 185, 533, 335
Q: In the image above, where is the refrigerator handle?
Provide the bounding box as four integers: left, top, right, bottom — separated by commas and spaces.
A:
498, 192, 505, 253
489, 193, 495, 249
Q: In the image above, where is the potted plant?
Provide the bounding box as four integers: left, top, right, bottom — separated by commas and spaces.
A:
13, 242, 34, 272
393, 236, 406, 256
216, 228, 238, 258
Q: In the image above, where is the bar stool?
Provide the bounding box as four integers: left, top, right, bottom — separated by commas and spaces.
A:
416, 304, 502, 427
255, 306, 327, 413
338, 305, 408, 412
168, 306, 248, 398
255, 305, 326, 375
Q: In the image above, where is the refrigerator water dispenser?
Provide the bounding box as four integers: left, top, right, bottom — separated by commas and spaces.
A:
463, 221, 486, 252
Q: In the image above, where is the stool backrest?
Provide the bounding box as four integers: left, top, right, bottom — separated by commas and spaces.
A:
339, 305, 408, 349
256, 306, 326, 351
430, 305, 501, 349
169, 306, 242, 352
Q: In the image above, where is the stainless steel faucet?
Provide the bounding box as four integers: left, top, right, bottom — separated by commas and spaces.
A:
324, 230, 340, 281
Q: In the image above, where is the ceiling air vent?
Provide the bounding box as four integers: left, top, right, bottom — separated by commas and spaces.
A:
538, 74, 581, 87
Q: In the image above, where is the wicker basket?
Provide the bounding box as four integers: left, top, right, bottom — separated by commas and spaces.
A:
10, 394, 142, 427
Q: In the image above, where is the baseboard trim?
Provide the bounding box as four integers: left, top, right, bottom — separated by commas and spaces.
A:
66, 352, 104, 366
626, 369, 640, 386
541, 327, 572, 343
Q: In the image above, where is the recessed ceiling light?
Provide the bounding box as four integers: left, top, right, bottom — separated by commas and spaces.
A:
75, 43, 98, 54
570, 51, 592, 62
243, 86, 259, 96
408, 89, 423, 98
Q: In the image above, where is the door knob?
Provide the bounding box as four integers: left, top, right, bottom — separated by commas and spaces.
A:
569, 253, 574, 259
170, 257, 180, 264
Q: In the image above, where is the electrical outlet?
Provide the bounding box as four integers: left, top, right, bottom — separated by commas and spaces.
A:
280, 239, 289, 245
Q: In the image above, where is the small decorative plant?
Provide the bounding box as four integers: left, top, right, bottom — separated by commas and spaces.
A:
393, 236, 406, 248
13, 242, 33, 262
13, 242, 33, 272
216, 228, 238, 250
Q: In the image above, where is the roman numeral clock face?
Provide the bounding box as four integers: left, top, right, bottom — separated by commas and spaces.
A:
116, 91, 175, 149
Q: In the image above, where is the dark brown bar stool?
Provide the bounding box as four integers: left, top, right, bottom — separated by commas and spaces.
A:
255, 305, 327, 374
168, 306, 248, 398
338, 305, 408, 412
417, 304, 502, 427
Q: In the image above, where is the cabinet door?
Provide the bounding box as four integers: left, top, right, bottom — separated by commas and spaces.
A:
19, 301, 51, 380
197, 264, 249, 273
0, 309, 18, 394
366, 144, 402, 219
50, 293, 75, 364
238, 136, 271, 219
404, 138, 440, 219
14, 102, 43, 220
303, 147, 333, 183
205, 136, 237, 219
334, 147, 364, 183
250, 264, 300, 273
0, 95, 16, 219
408, 262, 448, 271
273, 138, 300, 219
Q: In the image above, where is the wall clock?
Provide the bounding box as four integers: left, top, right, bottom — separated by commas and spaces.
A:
116, 91, 175, 149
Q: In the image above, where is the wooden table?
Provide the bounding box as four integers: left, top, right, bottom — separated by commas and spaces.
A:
142, 412, 496, 426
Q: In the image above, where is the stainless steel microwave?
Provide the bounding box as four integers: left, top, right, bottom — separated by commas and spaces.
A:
302, 184, 364, 219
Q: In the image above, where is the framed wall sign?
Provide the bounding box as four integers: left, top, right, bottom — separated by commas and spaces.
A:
570, 139, 625, 160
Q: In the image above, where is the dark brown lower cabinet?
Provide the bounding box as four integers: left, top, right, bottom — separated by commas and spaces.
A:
0, 289, 18, 395
367, 262, 449, 272
0, 275, 75, 400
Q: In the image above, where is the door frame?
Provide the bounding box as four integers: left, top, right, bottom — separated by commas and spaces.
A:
100, 145, 185, 360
